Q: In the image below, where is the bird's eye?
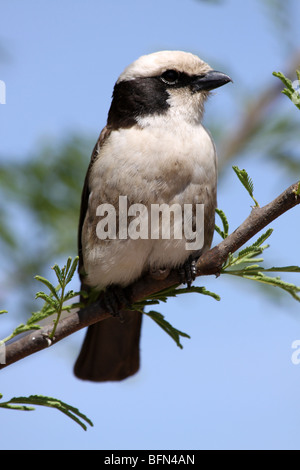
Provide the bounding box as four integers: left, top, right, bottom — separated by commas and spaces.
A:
161, 70, 180, 85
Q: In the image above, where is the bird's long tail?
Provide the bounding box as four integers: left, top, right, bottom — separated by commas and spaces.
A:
74, 310, 142, 382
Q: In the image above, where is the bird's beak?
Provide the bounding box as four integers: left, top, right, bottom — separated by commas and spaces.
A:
191, 70, 232, 93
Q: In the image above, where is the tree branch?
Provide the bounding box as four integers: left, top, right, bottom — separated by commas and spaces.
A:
1, 181, 299, 371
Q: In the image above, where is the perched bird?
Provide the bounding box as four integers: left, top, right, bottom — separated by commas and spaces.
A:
74, 51, 231, 382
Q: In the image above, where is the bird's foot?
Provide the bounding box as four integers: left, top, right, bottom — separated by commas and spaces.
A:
178, 256, 197, 289
102, 285, 132, 320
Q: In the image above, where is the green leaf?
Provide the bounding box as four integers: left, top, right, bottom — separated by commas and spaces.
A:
133, 283, 220, 310
0, 394, 93, 431
35, 292, 60, 309
215, 208, 229, 239
250, 228, 273, 248
242, 273, 300, 302
223, 262, 300, 302
293, 181, 300, 197
144, 310, 190, 349
66, 256, 79, 284
27, 306, 56, 325
14, 324, 41, 334
65, 256, 72, 273
223, 229, 273, 270
131, 284, 220, 348
0, 323, 42, 344
175, 285, 221, 301
232, 166, 259, 206
0, 403, 35, 411
34, 275, 59, 299
273, 71, 294, 90
238, 229, 273, 258
253, 265, 300, 274
62, 290, 78, 303
273, 70, 300, 110
221, 226, 300, 302
52, 264, 63, 287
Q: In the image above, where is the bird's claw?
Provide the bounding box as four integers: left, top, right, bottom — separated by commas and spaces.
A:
102, 285, 132, 319
178, 256, 197, 289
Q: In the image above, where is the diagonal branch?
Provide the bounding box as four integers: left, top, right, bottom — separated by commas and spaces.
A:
1, 181, 299, 370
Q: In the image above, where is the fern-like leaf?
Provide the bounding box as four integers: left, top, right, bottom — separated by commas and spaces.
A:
232, 166, 259, 206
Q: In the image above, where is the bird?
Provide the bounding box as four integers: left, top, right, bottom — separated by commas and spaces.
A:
74, 50, 231, 382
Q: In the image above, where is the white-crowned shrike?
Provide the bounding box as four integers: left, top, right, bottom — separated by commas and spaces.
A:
74, 51, 231, 381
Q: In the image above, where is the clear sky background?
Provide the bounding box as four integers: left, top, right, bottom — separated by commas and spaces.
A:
1, 0, 300, 450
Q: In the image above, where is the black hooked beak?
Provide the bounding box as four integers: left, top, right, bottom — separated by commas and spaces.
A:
191, 70, 232, 93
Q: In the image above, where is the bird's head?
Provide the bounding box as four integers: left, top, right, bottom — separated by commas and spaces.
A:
107, 50, 232, 129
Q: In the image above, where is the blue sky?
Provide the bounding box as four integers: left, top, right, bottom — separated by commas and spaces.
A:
1, 0, 300, 450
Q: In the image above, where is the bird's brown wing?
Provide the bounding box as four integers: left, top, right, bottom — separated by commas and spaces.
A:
77, 126, 112, 285
74, 126, 142, 382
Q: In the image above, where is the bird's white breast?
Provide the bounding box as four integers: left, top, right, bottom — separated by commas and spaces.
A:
83, 121, 217, 289
92, 122, 216, 199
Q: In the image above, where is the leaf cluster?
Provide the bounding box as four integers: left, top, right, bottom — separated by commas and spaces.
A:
216, 166, 300, 301
273, 70, 300, 110
132, 285, 220, 348
0, 257, 92, 430
0, 257, 81, 345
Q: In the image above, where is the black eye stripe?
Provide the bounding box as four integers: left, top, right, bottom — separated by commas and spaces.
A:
107, 71, 206, 130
